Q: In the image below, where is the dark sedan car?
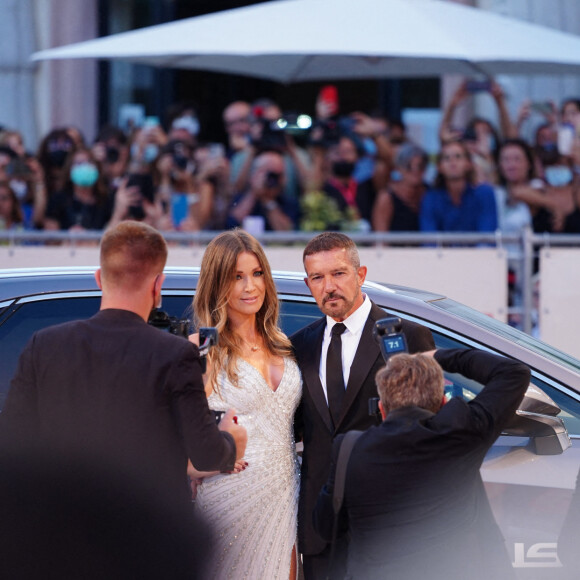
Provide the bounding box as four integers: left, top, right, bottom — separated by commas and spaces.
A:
1, 266, 580, 579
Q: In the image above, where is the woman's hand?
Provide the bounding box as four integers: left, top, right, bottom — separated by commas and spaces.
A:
230, 459, 249, 474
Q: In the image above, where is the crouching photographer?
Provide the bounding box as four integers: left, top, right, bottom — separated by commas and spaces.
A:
314, 324, 530, 579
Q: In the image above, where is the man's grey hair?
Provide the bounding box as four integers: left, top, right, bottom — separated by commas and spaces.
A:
302, 232, 360, 269
376, 353, 444, 415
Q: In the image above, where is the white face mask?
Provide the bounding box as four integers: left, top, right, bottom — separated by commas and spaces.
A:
9, 179, 28, 200
172, 115, 200, 136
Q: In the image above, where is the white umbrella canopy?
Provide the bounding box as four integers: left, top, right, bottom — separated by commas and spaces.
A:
32, 0, 580, 82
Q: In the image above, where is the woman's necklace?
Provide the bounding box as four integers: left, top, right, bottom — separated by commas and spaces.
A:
240, 334, 261, 352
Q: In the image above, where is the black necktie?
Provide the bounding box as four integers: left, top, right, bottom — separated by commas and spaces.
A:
326, 322, 346, 426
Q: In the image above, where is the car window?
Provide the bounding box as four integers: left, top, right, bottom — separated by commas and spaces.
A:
157, 295, 322, 337
0, 297, 101, 407
279, 300, 321, 335
0, 294, 322, 409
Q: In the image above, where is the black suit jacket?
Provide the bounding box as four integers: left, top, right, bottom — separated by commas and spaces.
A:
314, 349, 530, 580
0, 309, 236, 505
291, 301, 434, 555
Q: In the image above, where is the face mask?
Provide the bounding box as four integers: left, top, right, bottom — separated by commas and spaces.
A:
172, 115, 200, 136
48, 149, 69, 168
143, 144, 159, 163
71, 163, 99, 187
332, 161, 355, 178
9, 179, 28, 200
544, 165, 573, 187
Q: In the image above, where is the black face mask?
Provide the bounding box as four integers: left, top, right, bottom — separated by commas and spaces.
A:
332, 161, 355, 178
47, 150, 69, 168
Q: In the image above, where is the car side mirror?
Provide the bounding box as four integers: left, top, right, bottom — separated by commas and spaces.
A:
516, 384, 561, 416
503, 384, 571, 455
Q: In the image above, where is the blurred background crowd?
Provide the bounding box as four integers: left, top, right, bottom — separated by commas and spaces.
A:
2, 80, 580, 241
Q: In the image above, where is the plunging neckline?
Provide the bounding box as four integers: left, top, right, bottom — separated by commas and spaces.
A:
239, 357, 287, 393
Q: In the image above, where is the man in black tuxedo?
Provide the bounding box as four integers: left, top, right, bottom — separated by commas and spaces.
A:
314, 348, 530, 580
0, 221, 247, 507
291, 232, 434, 579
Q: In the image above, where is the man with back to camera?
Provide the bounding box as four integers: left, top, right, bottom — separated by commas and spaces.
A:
0, 221, 247, 506
290, 232, 435, 579
313, 348, 530, 580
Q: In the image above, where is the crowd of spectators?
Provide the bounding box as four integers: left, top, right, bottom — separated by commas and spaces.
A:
2, 81, 580, 244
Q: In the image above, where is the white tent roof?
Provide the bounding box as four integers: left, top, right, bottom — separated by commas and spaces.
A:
32, 0, 580, 82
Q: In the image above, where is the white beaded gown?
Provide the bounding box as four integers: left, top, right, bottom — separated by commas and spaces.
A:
196, 357, 302, 580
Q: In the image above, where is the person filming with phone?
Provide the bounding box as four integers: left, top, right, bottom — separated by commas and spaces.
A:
314, 347, 530, 580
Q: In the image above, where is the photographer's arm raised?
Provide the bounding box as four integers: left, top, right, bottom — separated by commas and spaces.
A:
186, 333, 248, 481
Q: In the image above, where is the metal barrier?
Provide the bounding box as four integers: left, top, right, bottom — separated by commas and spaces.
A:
2, 228, 580, 337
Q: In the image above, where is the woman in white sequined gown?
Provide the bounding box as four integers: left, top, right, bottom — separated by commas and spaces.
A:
190, 230, 301, 580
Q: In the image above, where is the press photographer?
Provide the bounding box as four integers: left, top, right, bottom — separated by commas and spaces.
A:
0, 221, 247, 508
227, 150, 298, 232
313, 345, 530, 580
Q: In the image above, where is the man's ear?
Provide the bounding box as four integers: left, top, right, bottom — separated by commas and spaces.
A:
153, 273, 165, 309
357, 265, 368, 286
155, 273, 165, 294
304, 277, 310, 290
95, 269, 102, 290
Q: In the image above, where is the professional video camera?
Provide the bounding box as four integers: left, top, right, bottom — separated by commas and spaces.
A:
368, 316, 408, 417
147, 308, 218, 373
251, 112, 313, 151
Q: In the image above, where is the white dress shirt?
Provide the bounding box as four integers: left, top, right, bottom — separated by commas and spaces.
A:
319, 294, 372, 403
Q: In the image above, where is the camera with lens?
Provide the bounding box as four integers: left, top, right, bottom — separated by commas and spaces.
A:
264, 170, 283, 189
368, 316, 408, 417
148, 308, 191, 338
147, 308, 218, 374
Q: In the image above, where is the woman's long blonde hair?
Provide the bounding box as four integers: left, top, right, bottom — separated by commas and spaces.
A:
193, 230, 292, 393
